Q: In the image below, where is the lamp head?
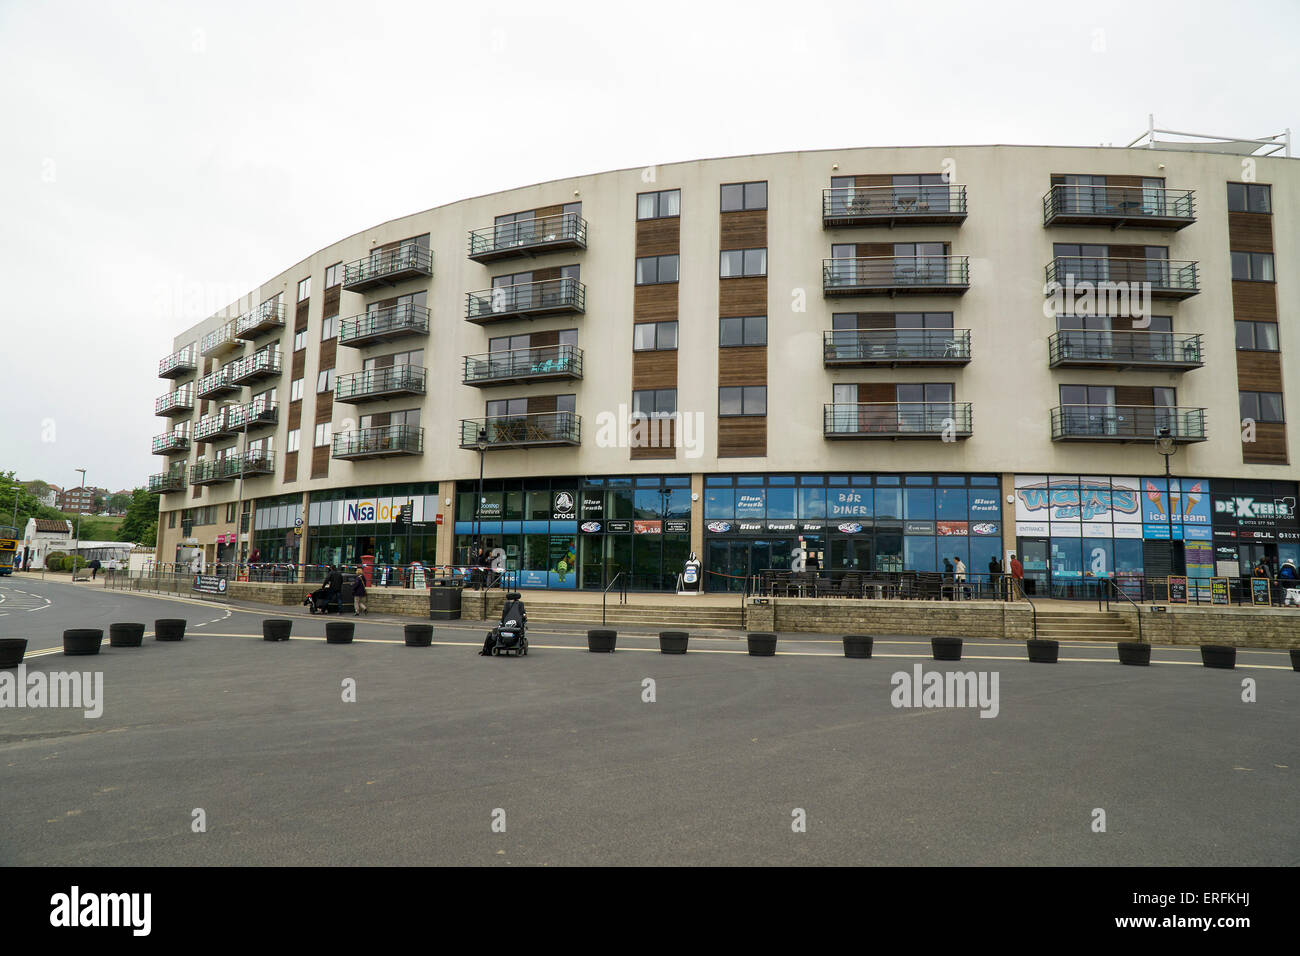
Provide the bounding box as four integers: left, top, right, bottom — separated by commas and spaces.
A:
1155, 428, 1176, 457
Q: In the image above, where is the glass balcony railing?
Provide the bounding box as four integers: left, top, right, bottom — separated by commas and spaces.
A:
1043, 184, 1196, 228
463, 344, 584, 386
339, 304, 430, 347
822, 329, 971, 365
823, 402, 973, 439
822, 256, 970, 295
151, 431, 190, 454
1044, 257, 1199, 298
460, 411, 581, 448
1050, 405, 1207, 442
1047, 330, 1203, 369
823, 185, 968, 225
465, 277, 586, 323
226, 398, 279, 430
332, 424, 424, 459
467, 213, 588, 263
194, 409, 237, 442
342, 245, 433, 291
148, 470, 187, 494
334, 364, 426, 404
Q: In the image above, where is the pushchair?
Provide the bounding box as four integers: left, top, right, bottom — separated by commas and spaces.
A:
483, 592, 528, 657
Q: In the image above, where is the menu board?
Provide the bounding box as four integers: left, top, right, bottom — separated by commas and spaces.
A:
1167, 575, 1188, 604
1251, 577, 1271, 606
410, 564, 426, 589
1210, 577, 1230, 606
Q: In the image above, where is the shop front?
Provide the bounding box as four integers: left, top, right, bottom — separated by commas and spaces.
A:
302, 484, 441, 573
1210, 480, 1299, 587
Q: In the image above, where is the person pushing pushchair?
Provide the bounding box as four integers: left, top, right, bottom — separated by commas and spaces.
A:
305, 565, 344, 613
480, 592, 528, 657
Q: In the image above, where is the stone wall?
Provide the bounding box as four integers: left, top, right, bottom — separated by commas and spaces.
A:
1115, 605, 1300, 648
763, 598, 1035, 640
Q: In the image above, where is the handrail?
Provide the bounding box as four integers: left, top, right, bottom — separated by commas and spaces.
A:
1104, 577, 1144, 644
602, 570, 624, 625
1015, 577, 1037, 640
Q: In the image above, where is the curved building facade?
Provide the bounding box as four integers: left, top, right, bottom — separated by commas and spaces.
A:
150, 143, 1300, 594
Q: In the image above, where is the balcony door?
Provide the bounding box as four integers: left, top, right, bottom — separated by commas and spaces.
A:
831, 175, 855, 216
896, 383, 953, 432
893, 173, 948, 213
1060, 174, 1105, 214
830, 243, 857, 284
1060, 384, 1115, 435
1058, 314, 1112, 359
894, 242, 946, 283
1054, 243, 1109, 282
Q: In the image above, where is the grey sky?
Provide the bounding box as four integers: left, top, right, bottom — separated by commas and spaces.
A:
0, 0, 1295, 491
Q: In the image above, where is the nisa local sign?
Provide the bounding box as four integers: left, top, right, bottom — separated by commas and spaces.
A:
342, 497, 423, 526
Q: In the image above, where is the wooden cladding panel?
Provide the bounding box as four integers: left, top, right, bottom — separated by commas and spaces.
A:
1113, 386, 1155, 407
530, 329, 559, 348
291, 350, 306, 378
1108, 244, 1147, 260
287, 401, 302, 430
855, 383, 897, 403
534, 204, 564, 218
367, 412, 391, 428
318, 338, 337, 372
282, 451, 298, 484
856, 174, 892, 187
636, 217, 680, 256
718, 346, 767, 387
310, 445, 330, 479
717, 416, 766, 458
1227, 212, 1274, 253
720, 209, 767, 250
719, 277, 767, 317
1236, 350, 1283, 392
1243, 423, 1289, 465
295, 301, 309, 332
528, 394, 557, 414
323, 286, 340, 312
632, 349, 679, 390
531, 265, 562, 282
629, 418, 676, 460
314, 392, 333, 424
634, 283, 678, 322
857, 242, 895, 258
1231, 281, 1278, 321
1106, 175, 1146, 188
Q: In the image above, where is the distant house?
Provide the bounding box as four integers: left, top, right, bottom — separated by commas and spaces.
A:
56, 486, 95, 513
22, 518, 73, 569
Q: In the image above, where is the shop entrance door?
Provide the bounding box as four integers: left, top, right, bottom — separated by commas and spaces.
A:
1237, 542, 1276, 577
706, 541, 748, 592
1018, 538, 1049, 596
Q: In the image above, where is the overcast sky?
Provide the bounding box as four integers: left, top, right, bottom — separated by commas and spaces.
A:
0, 0, 1296, 491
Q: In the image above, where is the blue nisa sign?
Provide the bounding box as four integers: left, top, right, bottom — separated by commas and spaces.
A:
346, 501, 376, 523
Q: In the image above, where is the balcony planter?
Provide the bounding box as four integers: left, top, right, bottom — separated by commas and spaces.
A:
747, 632, 777, 657
659, 631, 689, 654
155, 619, 186, 642
1026, 639, 1059, 663
931, 637, 962, 661
842, 634, 873, 658
109, 623, 145, 647
587, 629, 617, 653
1117, 641, 1151, 666
405, 624, 434, 647
326, 622, 354, 645
63, 629, 103, 656
1200, 645, 1236, 670
262, 619, 292, 642
0, 638, 27, 668
1291, 649, 1300, 672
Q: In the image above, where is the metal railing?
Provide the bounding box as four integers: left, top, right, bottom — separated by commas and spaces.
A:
465, 276, 586, 321
147, 470, 187, 493
1045, 257, 1199, 295
201, 321, 238, 355
463, 344, 584, 384
823, 328, 971, 363
1048, 330, 1203, 367
158, 347, 197, 378
226, 397, 278, 430
823, 184, 967, 220
602, 570, 627, 625
339, 304, 430, 346
1050, 404, 1207, 441
235, 300, 287, 338
754, 569, 1017, 601
154, 387, 194, 415
467, 212, 587, 259
823, 255, 970, 291
823, 402, 973, 437
1043, 184, 1195, 224
151, 431, 190, 454
194, 409, 234, 441
196, 366, 237, 398
1102, 578, 1142, 643
331, 424, 424, 458
460, 411, 582, 448
335, 364, 426, 403
342, 245, 433, 289
229, 349, 282, 383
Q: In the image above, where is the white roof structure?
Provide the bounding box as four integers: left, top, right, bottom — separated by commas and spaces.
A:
1128, 114, 1291, 157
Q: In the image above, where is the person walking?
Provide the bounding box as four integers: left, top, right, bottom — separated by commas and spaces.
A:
988, 555, 1002, 600
89, 557, 101, 580
351, 567, 368, 615
1009, 553, 1024, 600
953, 556, 967, 600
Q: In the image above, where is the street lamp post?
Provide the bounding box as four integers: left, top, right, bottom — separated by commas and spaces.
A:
474, 426, 488, 586
73, 468, 87, 574
1155, 427, 1177, 597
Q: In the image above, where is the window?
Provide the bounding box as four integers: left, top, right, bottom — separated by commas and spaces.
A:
324, 262, 343, 288
633, 321, 678, 351
290, 378, 304, 402
226, 503, 237, 523
719, 315, 767, 347
1240, 391, 1285, 423
636, 254, 679, 285
293, 330, 307, 351
1231, 251, 1274, 281
314, 422, 332, 447
1227, 183, 1271, 213
721, 181, 767, 211
719, 386, 767, 416
316, 368, 335, 393
287, 429, 300, 453
321, 315, 336, 340
168, 511, 176, 529
720, 248, 767, 278
363, 348, 424, 371
1235, 320, 1280, 351
637, 189, 681, 220
633, 389, 677, 416
297, 276, 311, 301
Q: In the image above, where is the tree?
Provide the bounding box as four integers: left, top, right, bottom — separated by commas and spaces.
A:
0, 470, 68, 534
106, 492, 132, 515
119, 488, 160, 546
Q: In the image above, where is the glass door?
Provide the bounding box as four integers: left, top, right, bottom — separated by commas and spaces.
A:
1018, 538, 1049, 595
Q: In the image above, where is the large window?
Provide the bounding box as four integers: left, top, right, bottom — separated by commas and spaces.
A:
287, 429, 300, 453
321, 315, 336, 340
636, 254, 679, 285
1240, 391, 1285, 423
719, 315, 767, 347
316, 368, 335, 393
324, 262, 343, 288
297, 276, 311, 301
314, 422, 332, 447
633, 388, 677, 416
721, 181, 767, 211
720, 248, 767, 278
293, 330, 307, 352
290, 378, 304, 402
1235, 321, 1279, 351
1227, 183, 1271, 213
1231, 251, 1275, 281
633, 321, 678, 351
637, 189, 681, 220
719, 386, 767, 416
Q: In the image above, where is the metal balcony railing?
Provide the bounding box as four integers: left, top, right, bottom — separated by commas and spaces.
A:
148, 470, 187, 494
339, 304, 430, 347
822, 184, 968, 225
194, 409, 236, 442
823, 328, 971, 365
229, 349, 282, 384
822, 256, 970, 295
155, 387, 194, 415
233, 450, 276, 476
159, 346, 197, 379
201, 321, 238, 356
1048, 330, 1204, 369
1050, 405, 1207, 442
1044, 257, 1199, 298
467, 213, 588, 262
235, 300, 287, 339
151, 431, 190, 454
342, 245, 433, 291
465, 277, 586, 323
190, 458, 237, 485
196, 366, 239, 398
334, 364, 426, 404
823, 402, 973, 438
1042, 184, 1196, 228
332, 424, 424, 459
226, 398, 279, 430
460, 411, 582, 448
463, 344, 584, 386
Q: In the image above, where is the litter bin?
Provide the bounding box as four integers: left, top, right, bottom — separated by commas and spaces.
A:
429, 581, 463, 621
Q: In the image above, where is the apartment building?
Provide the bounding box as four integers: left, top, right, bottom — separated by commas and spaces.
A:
150, 138, 1299, 596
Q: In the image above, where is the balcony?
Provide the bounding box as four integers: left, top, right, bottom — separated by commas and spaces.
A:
463, 344, 584, 387
151, 431, 190, 454
823, 329, 971, 367
1043, 185, 1196, 229
1048, 330, 1204, 371
823, 256, 970, 296
1050, 405, 1207, 443
158, 346, 197, 379
194, 409, 237, 442
342, 246, 433, 292
334, 364, 426, 404
233, 451, 275, 477
823, 184, 968, 227
1045, 257, 1199, 300
227, 398, 279, 431
190, 458, 238, 486
460, 411, 582, 449
154, 387, 194, 416
148, 470, 187, 494
235, 301, 287, 339
465, 277, 586, 324
229, 349, 283, 385
200, 321, 239, 356
196, 366, 239, 399
332, 424, 424, 460
339, 304, 430, 347
467, 213, 588, 263
823, 403, 973, 440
